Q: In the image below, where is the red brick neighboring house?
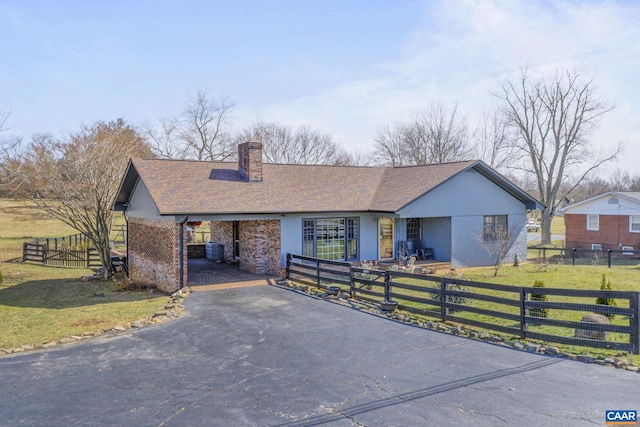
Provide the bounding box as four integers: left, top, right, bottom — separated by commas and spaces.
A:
563, 192, 640, 252
113, 141, 542, 293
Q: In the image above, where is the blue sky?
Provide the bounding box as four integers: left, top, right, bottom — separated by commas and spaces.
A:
2, 0, 639, 174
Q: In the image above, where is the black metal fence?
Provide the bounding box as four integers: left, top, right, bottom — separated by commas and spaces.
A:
529, 246, 640, 267
286, 253, 640, 354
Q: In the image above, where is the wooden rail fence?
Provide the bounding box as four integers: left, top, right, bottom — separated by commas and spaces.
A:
286, 253, 640, 354
23, 238, 102, 268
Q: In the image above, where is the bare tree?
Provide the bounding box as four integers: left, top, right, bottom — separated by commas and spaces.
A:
182, 90, 235, 161
497, 68, 623, 244
477, 222, 521, 277
373, 102, 473, 166
371, 124, 408, 166
5, 119, 152, 278
0, 109, 24, 193
473, 108, 517, 172
341, 150, 375, 166
608, 169, 640, 192
146, 90, 236, 161
143, 118, 185, 159
236, 121, 350, 165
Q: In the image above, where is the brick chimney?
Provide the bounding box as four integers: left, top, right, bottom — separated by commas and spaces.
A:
238, 141, 263, 182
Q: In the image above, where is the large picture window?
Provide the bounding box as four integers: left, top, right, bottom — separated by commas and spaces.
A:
483, 215, 507, 241
302, 217, 359, 260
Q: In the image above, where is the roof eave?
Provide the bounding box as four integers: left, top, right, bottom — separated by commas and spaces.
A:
113, 158, 140, 210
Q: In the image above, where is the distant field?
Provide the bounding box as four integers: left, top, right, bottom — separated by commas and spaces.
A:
550, 215, 564, 235
528, 215, 565, 247
0, 199, 78, 261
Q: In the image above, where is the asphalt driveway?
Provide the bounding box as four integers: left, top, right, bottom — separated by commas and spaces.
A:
1, 285, 638, 426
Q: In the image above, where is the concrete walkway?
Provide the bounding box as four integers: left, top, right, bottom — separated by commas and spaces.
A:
0, 285, 638, 426
187, 257, 277, 290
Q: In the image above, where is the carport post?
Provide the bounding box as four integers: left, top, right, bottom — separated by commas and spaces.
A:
179, 216, 189, 289
285, 253, 291, 279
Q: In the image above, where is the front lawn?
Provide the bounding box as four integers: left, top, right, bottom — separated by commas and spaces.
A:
0, 199, 168, 351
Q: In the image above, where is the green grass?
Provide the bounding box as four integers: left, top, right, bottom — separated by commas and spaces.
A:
0, 199, 167, 350
309, 260, 640, 361
527, 215, 565, 247
550, 215, 565, 235
402, 264, 640, 359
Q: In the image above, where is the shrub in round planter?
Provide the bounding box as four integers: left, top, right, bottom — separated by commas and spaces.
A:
529, 280, 548, 318
596, 274, 616, 319
379, 301, 398, 312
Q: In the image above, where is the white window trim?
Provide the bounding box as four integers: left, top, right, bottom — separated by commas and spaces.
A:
629, 215, 640, 233
587, 214, 599, 231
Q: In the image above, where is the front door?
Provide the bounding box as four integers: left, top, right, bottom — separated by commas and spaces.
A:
378, 217, 394, 259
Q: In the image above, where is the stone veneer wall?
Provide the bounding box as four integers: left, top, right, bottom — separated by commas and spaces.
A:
128, 217, 185, 293
241, 220, 281, 275
210, 219, 282, 276
209, 221, 234, 261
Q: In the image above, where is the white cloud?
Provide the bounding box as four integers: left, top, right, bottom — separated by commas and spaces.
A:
235, 0, 639, 174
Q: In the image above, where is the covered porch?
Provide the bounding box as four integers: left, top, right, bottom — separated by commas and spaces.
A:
375, 216, 452, 266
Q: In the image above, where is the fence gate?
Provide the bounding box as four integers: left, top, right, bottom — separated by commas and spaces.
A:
23, 240, 102, 268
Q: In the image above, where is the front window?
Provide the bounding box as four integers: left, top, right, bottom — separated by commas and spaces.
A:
592, 243, 602, 252
483, 215, 507, 241
302, 217, 359, 261
302, 220, 315, 257
406, 218, 421, 241
630, 216, 640, 233
587, 214, 599, 231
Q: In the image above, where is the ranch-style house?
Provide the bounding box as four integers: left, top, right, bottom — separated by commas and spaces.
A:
563, 191, 640, 253
114, 141, 542, 293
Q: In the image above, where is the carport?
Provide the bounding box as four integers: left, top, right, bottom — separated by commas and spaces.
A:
187, 257, 277, 290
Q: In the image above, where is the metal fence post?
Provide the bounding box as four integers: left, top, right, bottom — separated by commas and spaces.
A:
316, 258, 321, 288
572, 248, 576, 266
607, 249, 612, 268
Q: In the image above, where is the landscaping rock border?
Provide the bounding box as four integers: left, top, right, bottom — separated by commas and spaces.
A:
275, 279, 639, 373
0, 288, 190, 357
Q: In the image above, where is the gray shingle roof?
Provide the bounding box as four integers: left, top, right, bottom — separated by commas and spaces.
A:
115, 158, 540, 215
